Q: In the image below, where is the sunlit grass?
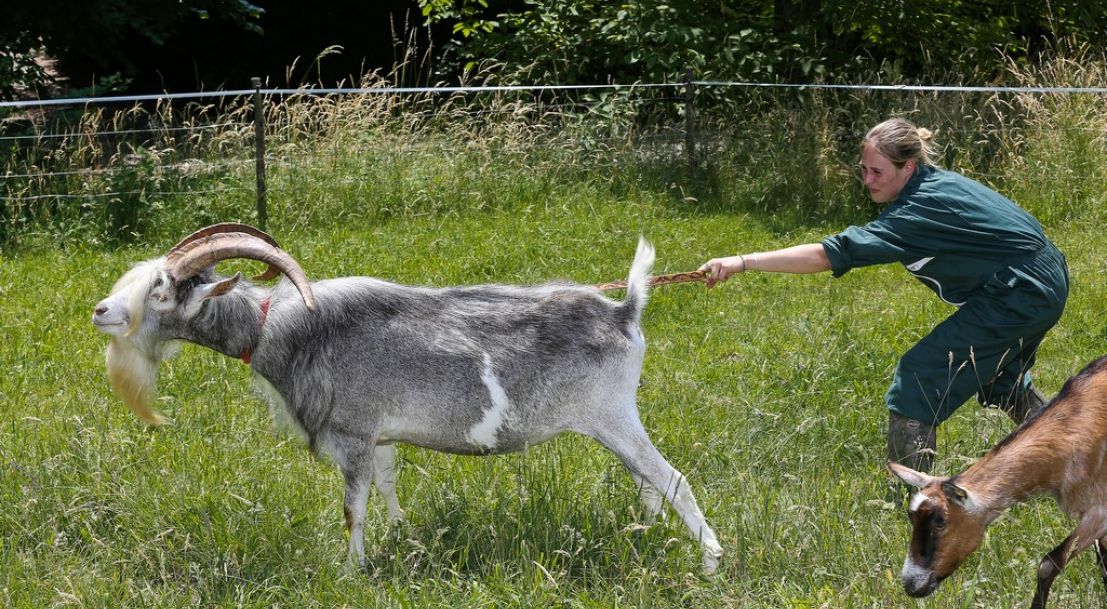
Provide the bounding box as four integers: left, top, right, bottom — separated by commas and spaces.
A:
4, 46, 1107, 608
4, 191, 1107, 607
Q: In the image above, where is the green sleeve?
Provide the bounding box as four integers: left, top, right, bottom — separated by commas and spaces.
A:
821, 215, 925, 278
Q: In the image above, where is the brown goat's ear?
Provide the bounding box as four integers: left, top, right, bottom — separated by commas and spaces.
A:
941, 480, 969, 504
887, 461, 935, 488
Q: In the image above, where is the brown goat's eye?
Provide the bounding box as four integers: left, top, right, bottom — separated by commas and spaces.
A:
932, 515, 947, 531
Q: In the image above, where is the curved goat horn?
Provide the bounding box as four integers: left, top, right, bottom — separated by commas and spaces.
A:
168, 232, 316, 311
166, 223, 283, 281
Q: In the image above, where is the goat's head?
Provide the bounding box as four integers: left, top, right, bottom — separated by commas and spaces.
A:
888, 462, 990, 597
92, 223, 315, 424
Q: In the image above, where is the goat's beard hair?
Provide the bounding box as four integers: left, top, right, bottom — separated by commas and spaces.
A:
106, 337, 169, 425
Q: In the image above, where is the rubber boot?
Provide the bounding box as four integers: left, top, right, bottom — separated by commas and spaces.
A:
1003, 385, 1048, 425
887, 412, 937, 474
886, 412, 937, 504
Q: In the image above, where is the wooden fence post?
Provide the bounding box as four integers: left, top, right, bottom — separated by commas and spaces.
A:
684, 67, 696, 167
251, 77, 268, 230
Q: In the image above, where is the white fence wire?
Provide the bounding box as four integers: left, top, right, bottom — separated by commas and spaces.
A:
1, 78, 1105, 243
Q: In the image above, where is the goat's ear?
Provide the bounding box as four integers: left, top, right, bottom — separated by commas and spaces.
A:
887, 461, 936, 488
941, 480, 969, 505
196, 272, 242, 301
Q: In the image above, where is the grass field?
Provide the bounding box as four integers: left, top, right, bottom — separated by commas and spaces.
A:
4, 51, 1107, 606
4, 180, 1107, 608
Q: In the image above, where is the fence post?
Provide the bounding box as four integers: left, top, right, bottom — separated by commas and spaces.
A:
684, 67, 696, 167
251, 77, 268, 230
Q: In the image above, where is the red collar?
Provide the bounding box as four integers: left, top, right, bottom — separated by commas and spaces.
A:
240, 296, 271, 364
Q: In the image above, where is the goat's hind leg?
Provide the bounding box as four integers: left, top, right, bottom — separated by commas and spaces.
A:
632, 473, 665, 524
592, 420, 723, 574
1097, 538, 1107, 594
1033, 510, 1107, 609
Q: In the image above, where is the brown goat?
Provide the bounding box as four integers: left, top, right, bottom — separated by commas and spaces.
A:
888, 355, 1107, 608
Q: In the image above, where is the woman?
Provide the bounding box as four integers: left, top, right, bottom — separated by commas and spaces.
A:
699, 118, 1069, 473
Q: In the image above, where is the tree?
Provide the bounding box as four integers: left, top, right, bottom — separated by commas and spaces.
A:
418, 0, 1107, 85
0, 0, 263, 97
2, 1, 439, 97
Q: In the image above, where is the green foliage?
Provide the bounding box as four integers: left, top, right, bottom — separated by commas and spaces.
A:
0, 32, 44, 100
987, 44, 1107, 225
3, 44, 1107, 250
424, 1, 822, 84
420, 0, 1107, 85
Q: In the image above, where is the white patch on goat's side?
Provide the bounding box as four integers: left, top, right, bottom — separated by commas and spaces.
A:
468, 353, 512, 449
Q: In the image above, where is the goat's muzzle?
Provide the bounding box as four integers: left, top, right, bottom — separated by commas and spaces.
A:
901, 563, 941, 598
92, 298, 131, 336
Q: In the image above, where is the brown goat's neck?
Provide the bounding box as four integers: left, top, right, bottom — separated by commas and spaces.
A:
959, 419, 1068, 512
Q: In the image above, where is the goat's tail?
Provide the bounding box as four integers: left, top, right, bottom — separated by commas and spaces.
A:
618, 236, 656, 327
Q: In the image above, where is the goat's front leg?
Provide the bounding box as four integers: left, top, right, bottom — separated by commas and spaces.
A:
372, 444, 405, 523
1033, 508, 1107, 609
340, 449, 374, 570
1096, 538, 1107, 595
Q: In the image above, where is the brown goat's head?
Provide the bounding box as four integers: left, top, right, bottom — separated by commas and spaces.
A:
888, 462, 991, 597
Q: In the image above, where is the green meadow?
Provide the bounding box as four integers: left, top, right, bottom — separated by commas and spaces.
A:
3, 56, 1107, 608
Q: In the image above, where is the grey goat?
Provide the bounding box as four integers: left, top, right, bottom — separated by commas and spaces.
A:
92, 224, 724, 573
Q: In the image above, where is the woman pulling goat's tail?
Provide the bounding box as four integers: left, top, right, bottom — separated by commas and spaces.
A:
699, 117, 1069, 476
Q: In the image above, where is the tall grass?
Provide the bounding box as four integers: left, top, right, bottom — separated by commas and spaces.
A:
701, 41, 1107, 227
3, 49, 1107, 608
3, 45, 1105, 250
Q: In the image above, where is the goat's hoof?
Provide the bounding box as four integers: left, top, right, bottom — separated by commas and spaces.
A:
342, 556, 368, 577
701, 547, 723, 576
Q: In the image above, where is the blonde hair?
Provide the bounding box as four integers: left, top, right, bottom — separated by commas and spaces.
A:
862, 118, 937, 167
103, 260, 172, 425
106, 338, 169, 425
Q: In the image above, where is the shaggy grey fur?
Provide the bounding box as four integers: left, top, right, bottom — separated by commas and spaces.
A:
93, 238, 723, 573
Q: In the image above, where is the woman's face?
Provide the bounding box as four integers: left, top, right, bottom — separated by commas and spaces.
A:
860, 145, 916, 203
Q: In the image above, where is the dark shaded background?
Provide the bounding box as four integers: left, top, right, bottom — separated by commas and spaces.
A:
40, 1, 440, 93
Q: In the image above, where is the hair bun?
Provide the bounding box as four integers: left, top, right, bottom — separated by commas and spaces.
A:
917, 127, 935, 142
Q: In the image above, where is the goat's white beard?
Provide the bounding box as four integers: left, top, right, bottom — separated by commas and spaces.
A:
106, 337, 169, 425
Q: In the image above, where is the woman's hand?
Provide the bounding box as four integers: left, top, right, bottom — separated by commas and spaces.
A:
699, 245, 831, 285
698, 255, 746, 288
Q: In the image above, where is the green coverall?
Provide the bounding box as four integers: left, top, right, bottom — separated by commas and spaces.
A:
821, 164, 1069, 426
